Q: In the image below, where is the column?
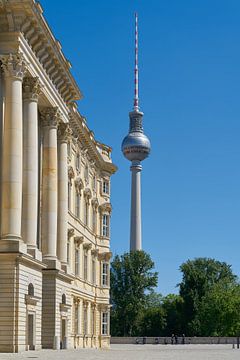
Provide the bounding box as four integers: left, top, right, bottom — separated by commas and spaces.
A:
57, 123, 71, 271
40, 107, 60, 268
22, 77, 42, 259
0, 53, 27, 252
130, 160, 142, 251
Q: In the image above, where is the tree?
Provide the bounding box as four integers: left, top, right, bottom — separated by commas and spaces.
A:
162, 294, 184, 336
195, 282, 240, 336
178, 257, 237, 334
110, 251, 158, 336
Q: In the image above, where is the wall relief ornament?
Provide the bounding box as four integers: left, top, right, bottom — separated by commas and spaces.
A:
23, 77, 42, 101
40, 107, 61, 128
0, 52, 27, 80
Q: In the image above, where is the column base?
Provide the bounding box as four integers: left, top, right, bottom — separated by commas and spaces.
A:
0, 237, 27, 253
42, 256, 61, 270
27, 246, 42, 261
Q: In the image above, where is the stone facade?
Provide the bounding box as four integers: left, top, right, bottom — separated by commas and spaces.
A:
0, 0, 117, 352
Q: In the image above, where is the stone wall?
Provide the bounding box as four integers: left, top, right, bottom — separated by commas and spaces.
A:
111, 337, 237, 345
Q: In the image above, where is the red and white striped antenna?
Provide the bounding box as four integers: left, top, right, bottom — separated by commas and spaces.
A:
134, 12, 139, 111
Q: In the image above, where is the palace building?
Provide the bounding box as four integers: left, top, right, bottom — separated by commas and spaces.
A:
0, 0, 117, 352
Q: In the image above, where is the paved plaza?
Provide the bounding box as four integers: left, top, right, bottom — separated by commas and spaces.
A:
0, 344, 240, 360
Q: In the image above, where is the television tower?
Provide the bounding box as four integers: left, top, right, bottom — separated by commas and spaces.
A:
121, 13, 151, 251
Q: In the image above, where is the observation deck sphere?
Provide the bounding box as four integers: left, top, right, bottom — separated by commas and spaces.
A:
121, 131, 151, 162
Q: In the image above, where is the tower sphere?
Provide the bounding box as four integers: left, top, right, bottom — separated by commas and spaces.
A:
121, 130, 151, 162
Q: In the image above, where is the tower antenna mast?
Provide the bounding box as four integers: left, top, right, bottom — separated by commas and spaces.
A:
134, 12, 139, 111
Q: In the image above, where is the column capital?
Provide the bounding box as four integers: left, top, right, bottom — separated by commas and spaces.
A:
0, 52, 27, 80
58, 123, 72, 143
40, 107, 61, 128
23, 77, 42, 102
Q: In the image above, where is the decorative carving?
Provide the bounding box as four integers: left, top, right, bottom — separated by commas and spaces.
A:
99, 202, 112, 214
40, 107, 61, 128
68, 166, 74, 183
75, 177, 84, 194
74, 236, 84, 246
58, 123, 72, 143
0, 52, 27, 80
91, 248, 99, 257
83, 243, 92, 251
98, 252, 112, 261
68, 228, 75, 238
23, 77, 42, 101
91, 198, 99, 210
83, 188, 92, 201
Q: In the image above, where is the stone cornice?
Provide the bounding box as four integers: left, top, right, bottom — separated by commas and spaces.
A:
0, 0, 82, 103
69, 104, 117, 175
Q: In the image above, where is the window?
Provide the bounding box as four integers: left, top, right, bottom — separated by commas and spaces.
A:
91, 308, 95, 335
92, 208, 96, 233
76, 153, 80, 171
92, 257, 96, 285
83, 307, 88, 335
68, 181, 71, 210
102, 262, 109, 287
75, 192, 81, 218
67, 240, 70, 265
84, 201, 89, 226
102, 214, 109, 237
102, 312, 108, 335
75, 249, 79, 276
84, 250, 88, 281
28, 283, 34, 296
62, 294, 66, 304
75, 303, 79, 334
102, 180, 109, 195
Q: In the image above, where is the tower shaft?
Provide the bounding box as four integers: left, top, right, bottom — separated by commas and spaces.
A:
130, 161, 142, 251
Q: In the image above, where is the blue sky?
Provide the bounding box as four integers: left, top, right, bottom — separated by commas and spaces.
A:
40, 0, 240, 295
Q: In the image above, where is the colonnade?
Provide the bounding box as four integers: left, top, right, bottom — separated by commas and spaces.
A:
0, 53, 70, 269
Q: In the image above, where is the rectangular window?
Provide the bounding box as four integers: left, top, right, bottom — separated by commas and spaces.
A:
92, 258, 96, 285
75, 192, 80, 218
75, 249, 79, 276
68, 182, 71, 210
67, 241, 70, 265
85, 202, 89, 226
102, 180, 109, 195
102, 312, 108, 335
76, 153, 80, 171
75, 303, 79, 334
84, 307, 88, 335
92, 308, 95, 335
102, 214, 109, 237
92, 209, 96, 233
102, 262, 109, 287
84, 251, 88, 281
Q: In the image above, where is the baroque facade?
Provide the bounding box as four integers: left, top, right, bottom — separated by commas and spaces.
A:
0, 0, 117, 352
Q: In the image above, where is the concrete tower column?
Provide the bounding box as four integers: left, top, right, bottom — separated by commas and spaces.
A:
0, 53, 27, 252
40, 107, 60, 268
130, 161, 142, 251
22, 77, 42, 259
57, 123, 71, 271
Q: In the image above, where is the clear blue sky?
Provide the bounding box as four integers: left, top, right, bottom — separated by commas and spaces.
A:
40, 0, 240, 295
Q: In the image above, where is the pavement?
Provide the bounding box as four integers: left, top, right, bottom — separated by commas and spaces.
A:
0, 344, 239, 360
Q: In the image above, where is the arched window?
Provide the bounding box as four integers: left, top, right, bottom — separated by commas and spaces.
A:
28, 283, 34, 296
62, 294, 66, 304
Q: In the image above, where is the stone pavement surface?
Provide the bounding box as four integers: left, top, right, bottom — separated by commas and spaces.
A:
0, 344, 239, 360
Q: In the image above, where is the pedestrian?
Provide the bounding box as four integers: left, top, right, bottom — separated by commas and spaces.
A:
175, 334, 178, 344
171, 334, 174, 345
182, 334, 185, 344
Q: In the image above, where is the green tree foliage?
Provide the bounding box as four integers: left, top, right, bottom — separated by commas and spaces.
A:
179, 258, 237, 334
110, 251, 158, 336
195, 282, 240, 336
162, 294, 184, 336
